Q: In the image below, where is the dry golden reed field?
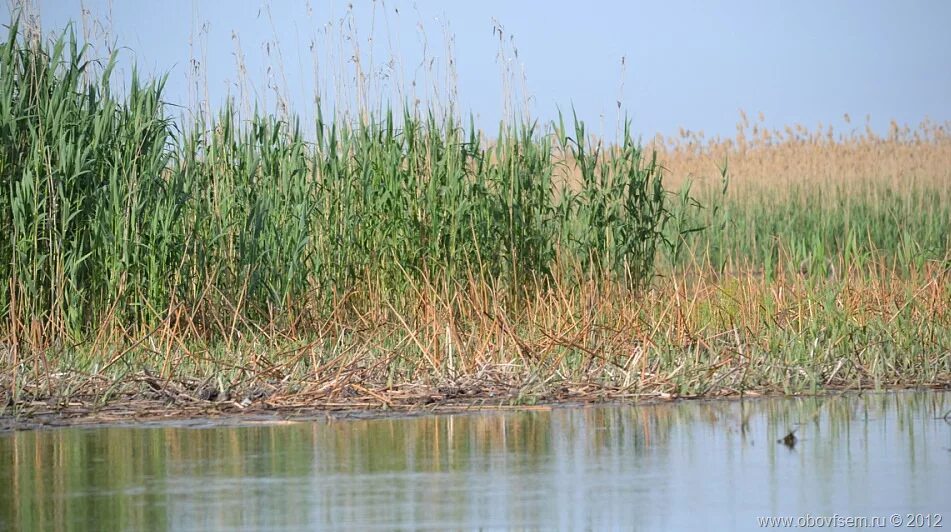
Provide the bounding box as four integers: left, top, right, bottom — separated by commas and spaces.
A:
652, 111, 951, 193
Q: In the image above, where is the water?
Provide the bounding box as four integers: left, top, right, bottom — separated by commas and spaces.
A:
1, 391, 949, 531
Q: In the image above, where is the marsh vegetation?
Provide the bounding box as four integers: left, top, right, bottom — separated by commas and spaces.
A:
0, 16, 948, 423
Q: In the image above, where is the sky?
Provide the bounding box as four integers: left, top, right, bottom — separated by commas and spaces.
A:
10, 0, 951, 140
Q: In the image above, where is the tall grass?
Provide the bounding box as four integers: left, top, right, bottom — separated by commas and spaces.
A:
656, 112, 951, 276
652, 110, 950, 193
0, 22, 177, 344
0, 22, 676, 351
0, 17, 947, 412
669, 181, 951, 278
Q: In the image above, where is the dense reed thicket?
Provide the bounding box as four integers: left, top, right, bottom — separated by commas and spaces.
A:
672, 181, 951, 278
1, 17, 948, 418
0, 23, 674, 346
654, 111, 951, 275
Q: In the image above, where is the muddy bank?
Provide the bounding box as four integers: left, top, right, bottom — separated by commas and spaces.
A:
0, 382, 671, 432
4, 376, 947, 432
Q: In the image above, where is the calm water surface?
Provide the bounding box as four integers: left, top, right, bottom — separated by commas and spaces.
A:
1, 391, 949, 530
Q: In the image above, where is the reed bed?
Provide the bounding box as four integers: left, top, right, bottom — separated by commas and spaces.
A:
653, 111, 950, 191
0, 23, 671, 342
657, 112, 951, 276
1, 22, 949, 422
668, 179, 950, 279
8, 260, 948, 421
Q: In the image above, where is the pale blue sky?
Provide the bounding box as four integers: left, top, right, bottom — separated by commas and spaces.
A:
13, 0, 951, 139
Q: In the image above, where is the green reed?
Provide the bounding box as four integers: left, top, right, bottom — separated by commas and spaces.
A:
0, 22, 178, 339
0, 23, 675, 345
668, 176, 951, 277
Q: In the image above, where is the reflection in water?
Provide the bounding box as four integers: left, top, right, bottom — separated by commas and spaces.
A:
1, 392, 949, 530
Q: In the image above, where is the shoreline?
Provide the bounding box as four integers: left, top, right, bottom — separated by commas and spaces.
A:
1, 21, 948, 436
4, 265, 949, 432
4, 382, 949, 432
